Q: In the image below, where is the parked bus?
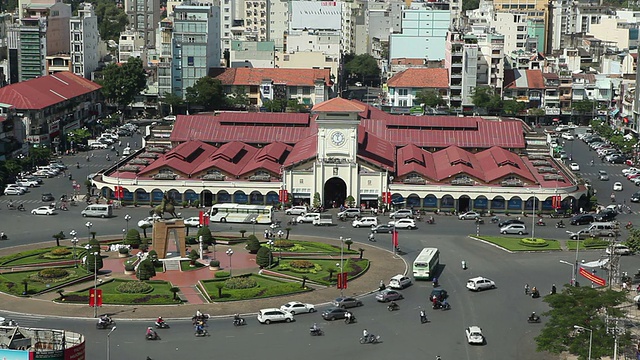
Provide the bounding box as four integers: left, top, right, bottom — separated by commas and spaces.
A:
209, 204, 274, 224
413, 248, 440, 280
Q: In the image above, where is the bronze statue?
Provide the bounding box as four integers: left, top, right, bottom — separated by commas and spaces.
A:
150, 192, 178, 219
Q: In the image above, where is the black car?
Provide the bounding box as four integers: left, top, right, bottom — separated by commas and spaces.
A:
321, 308, 349, 321
608, 155, 627, 164
594, 209, 617, 222
498, 219, 525, 228
41, 193, 54, 202
570, 214, 594, 225
429, 288, 448, 301
631, 191, 640, 203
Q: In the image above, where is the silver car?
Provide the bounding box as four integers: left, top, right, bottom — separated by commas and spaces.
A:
598, 170, 609, 181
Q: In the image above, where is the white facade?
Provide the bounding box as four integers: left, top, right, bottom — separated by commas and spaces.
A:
341, 0, 365, 55
287, 30, 341, 56
491, 12, 530, 56
290, 1, 342, 31
118, 30, 145, 63
220, 0, 235, 56
268, 0, 289, 51
589, 16, 638, 51
70, 3, 99, 79
243, 0, 268, 42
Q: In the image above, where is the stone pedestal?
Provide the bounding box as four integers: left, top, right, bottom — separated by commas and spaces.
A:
152, 219, 186, 259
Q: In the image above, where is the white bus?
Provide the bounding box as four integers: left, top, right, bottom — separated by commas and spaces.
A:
209, 204, 274, 224
413, 248, 440, 280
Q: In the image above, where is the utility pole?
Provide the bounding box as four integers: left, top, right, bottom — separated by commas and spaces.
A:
606, 317, 625, 360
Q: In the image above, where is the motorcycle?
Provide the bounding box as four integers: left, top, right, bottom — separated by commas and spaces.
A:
527, 316, 541, 323
626, 222, 634, 230
420, 311, 429, 324
233, 317, 246, 326
490, 216, 500, 224
387, 303, 400, 311
0, 233, 7, 240
433, 301, 451, 310
155, 321, 170, 329
345, 315, 357, 324
310, 327, 324, 336
555, 221, 565, 229
531, 290, 540, 299
96, 318, 115, 329
536, 220, 546, 226
17, 205, 25, 212
475, 218, 484, 225
194, 328, 210, 337
145, 332, 160, 341
359, 334, 381, 344
7, 204, 15, 210
426, 217, 435, 224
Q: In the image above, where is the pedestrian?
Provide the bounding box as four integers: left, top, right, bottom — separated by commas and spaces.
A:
623, 282, 628, 292
551, 284, 556, 295
524, 283, 530, 295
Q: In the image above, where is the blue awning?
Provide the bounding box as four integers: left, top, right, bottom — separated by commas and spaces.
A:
610, 109, 620, 117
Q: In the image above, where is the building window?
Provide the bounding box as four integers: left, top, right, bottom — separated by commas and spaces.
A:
187, 56, 194, 66
367, 180, 372, 185
299, 178, 304, 184
398, 88, 408, 96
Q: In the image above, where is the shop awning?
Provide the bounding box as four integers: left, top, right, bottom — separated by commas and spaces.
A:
360, 194, 379, 200
610, 109, 619, 117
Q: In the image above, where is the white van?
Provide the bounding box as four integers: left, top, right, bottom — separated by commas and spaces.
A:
81, 204, 113, 218
389, 275, 412, 289
313, 214, 333, 226
122, 147, 131, 156
586, 222, 618, 237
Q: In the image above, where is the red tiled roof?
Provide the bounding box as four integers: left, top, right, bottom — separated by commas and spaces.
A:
396, 144, 436, 180
390, 58, 426, 65
192, 141, 258, 176
138, 140, 217, 176
475, 147, 537, 183
542, 73, 559, 80
209, 68, 332, 86
386, 68, 449, 88
312, 97, 366, 112
284, 135, 318, 167
240, 142, 292, 176
432, 146, 485, 181
215, 112, 310, 125
357, 128, 394, 170
0, 72, 101, 110
504, 69, 545, 89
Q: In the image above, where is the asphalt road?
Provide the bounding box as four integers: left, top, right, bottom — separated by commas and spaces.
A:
1, 126, 639, 360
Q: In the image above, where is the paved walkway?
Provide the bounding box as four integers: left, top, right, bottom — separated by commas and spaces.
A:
0, 234, 405, 320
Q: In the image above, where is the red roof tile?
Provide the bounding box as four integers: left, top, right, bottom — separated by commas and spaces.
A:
215, 112, 310, 125
312, 97, 366, 112
396, 144, 437, 180
284, 135, 317, 167
475, 147, 537, 183
390, 58, 426, 65
504, 69, 544, 89
240, 142, 292, 176
209, 68, 332, 86
432, 146, 485, 181
138, 141, 217, 176
192, 141, 258, 176
356, 128, 394, 170
386, 68, 449, 88
0, 72, 101, 110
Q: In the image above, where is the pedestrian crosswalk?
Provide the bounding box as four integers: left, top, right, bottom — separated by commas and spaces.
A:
0, 313, 45, 328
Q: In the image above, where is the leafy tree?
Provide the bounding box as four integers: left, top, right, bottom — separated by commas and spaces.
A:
227, 88, 250, 109
345, 54, 380, 86
346, 195, 355, 207
239, 230, 247, 238
625, 228, 640, 253
255, 246, 273, 268
284, 227, 292, 240
94, 0, 129, 42
502, 100, 526, 116
67, 128, 91, 145
326, 266, 337, 281
415, 89, 446, 108
196, 226, 213, 246
245, 235, 261, 254
161, 92, 184, 115
214, 282, 224, 298
185, 77, 227, 111
188, 249, 199, 266
262, 98, 287, 112
99, 57, 147, 115
21, 278, 29, 295
358, 248, 365, 260
462, 0, 480, 10
528, 108, 546, 125
85, 251, 103, 273
1, 0, 17, 12
572, 100, 597, 124
147, 249, 160, 266
286, 99, 306, 113
535, 286, 629, 359
301, 275, 309, 288
52, 231, 65, 247
471, 87, 503, 115
136, 259, 156, 280
313, 193, 321, 209
124, 229, 141, 247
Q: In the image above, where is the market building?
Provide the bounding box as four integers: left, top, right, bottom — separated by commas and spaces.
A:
93, 98, 587, 214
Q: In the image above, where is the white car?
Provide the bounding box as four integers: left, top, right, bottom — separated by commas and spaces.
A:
569, 163, 580, 171
465, 326, 485, 345
183, 217, 201, 227
90, 142, 108, 149
458, 211, 480, 220
466, 277, 496, 291
296, 213, 320, 223
606, 244, 632, 255
352, 217, 378, 228
280, 301, 316, 315
31, 206, 55, 215
285, 206, 307, 215
623, 167, 640, 175
389, 209, 413, 219
138, 216, 160, 228
5, 184, 27, 194
3, 187, 22, 195
389, 218, 417, 229
257, 308, 294, 324
33, 170, 54, 178
561, 132, 574, 140
613, 182, 623, 191
16, 179, 39, 188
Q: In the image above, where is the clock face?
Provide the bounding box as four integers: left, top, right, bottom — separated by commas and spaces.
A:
331, 131, 346, 147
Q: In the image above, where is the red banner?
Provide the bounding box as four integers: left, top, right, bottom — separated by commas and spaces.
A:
199, 211, 204, 225
89, 288, 103, 307
96, 288, 102, 306
337, 272, 348, 289
579, 267, 606, 286
113, 186, 124, 199
392, 231, 398, 247
552, 195, 562, 209
382, 192, 391, 204
279, 189, 288, 203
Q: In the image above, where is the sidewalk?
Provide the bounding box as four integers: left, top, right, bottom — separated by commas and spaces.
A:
0, 234, 406, 320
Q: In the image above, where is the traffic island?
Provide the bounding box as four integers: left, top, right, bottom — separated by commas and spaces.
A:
472, 235, 562, 251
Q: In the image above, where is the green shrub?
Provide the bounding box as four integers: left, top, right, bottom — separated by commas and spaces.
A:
115, 281, 153, 294
118, 247, 130, 254
584, 238, 608, 248
245, 235, 261, 254
124, 257, 137, 271
215, 271, 230, 278
518, 238, 549, 247
37, 268, 69, 279
209, 260, 220, 267
255, 246, 273, 268
274, 240, 294, 248
290, 260, 314, 269
196, 226, 213, 245
124, 229, 142, 247
136, 259, 156, 281
224, 277, 257, 289
50, 248, 71, 256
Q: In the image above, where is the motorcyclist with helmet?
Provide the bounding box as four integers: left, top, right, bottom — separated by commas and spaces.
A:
146, 327, 158, 339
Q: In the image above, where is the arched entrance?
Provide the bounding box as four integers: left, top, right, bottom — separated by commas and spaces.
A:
324, 177, 347, 208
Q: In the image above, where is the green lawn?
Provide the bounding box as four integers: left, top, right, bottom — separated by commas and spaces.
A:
62, 279, 180, 305
0, 247, 87, 267
474, 236, 562, 251
0, 267, 91, 296
274, 258, 369, 285
566, 240, 609, 250
180, 261, 205, 271
200, 274, 310, 301
266, 240, 358, 254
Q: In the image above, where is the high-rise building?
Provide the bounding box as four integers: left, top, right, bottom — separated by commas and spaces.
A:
157, 18, 174, 97
70, 3, 100, 79
125, 0, 161, 47
9, 17, 47, 81
444, 31, 478, 110
172, 2, 221, 98
268, 0, 288, 52
243, 0, 268, 42
388, 5, 451, 61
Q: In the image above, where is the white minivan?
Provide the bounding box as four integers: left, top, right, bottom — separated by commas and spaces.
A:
500, 224, 527, 235
81, 204, 113, 218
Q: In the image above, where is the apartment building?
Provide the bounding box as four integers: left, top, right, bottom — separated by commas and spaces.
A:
125, 0, 160, 47
70, 3, 100, 79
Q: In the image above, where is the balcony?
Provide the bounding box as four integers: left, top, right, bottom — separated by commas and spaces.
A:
403, 177, 426, 185
201, 174, 225, 181
545, 107, 561, 115
249, 174, 271, 182
501, 179, 524, 187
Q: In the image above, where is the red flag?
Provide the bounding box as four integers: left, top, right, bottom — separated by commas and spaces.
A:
579, 267, 606, 286
337, 272, 344, 289
199, 211, 204, 226
89, 288, 96, 307
392, 231, 399, 247
341, 272, 348, 289
203, 214, 210, 226
96, 289, 103, 307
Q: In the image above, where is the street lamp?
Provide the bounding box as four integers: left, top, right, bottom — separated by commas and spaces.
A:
69, 230, 78, 268
124, 214, 131, 233
226, 249, 234, 276
251, 219, 256, 236
560, 260, 576, 286
107, 326, 116, 360
85, 221, 93, 242
531, 193, 537, 241
267, 240, 274, 268
339, 236, 350, 296
277, 230, 284, 260
92, 251, 99, 318
574, 325, 593, 360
